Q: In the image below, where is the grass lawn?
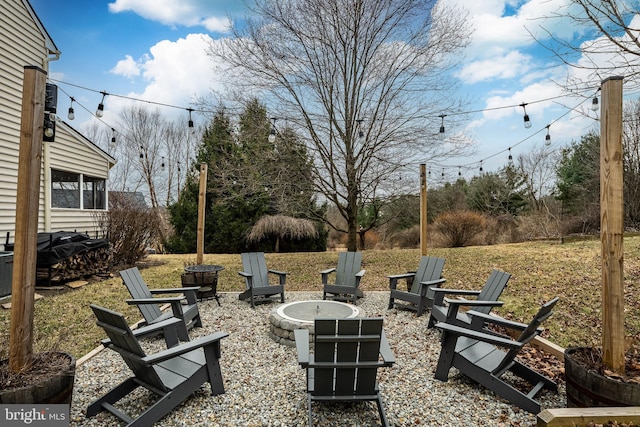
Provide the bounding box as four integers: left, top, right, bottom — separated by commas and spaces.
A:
2, 236, 639, 360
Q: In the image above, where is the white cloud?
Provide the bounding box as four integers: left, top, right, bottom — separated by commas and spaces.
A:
456, 50, 533, 84
110, 55, 141, 78
108, 0, 232, 32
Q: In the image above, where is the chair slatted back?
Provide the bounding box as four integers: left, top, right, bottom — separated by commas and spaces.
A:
475, 270, 511, 315
495, 297, 559, 374
241, 252, 269, 288
334, 252, 362, 287
411, 256, 445, 297
120, 267, 162, 323
313, 318, 384, 397
90, 304, 167, 392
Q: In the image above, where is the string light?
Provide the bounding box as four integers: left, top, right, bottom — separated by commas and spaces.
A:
520, 103, 532, 129
458, 166, 461, 176
268, 117, 277, 143
508, 147, 513, 162
479, 160, 483, 172
545, 124, 551, 146
161, 156, 165, 170
439, 114, 446, 135
591, 96, 599, 111
356, 119, 364, 138
96, 91, 107, 118
67, 97, 75, 120
139, 146, 144, 159
111, 128, 116, 144
187, 108, 194, 128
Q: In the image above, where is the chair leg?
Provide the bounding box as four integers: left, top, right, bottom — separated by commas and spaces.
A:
86, 378, 138, 418
308, 394, 313, 427
387, 297, 394, 309
376, 396, 390, 427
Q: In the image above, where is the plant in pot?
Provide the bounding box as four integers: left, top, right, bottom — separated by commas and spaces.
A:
563, 76, 640, 409
0, 67, 76, 406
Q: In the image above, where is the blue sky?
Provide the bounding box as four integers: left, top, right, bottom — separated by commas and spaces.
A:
29, 0, 636, 183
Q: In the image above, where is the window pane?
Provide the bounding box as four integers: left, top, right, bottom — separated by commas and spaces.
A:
51, 170, 79, 208
83, 176, 106, 210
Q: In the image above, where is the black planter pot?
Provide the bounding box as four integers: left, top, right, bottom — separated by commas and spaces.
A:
0, 352, 76, 404
565, 346, 640, 407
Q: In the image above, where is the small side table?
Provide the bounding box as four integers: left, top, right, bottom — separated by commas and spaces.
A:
183, 264, 224, 305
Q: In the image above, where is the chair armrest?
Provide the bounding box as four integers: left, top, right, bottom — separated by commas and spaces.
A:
149, 287, 199, 294
387, 272, 414, 280
443, 298, 504, 308
466, 310, 533, 332
388, 273, 413, 291
144, 331, 229, 364
268, 270, 287, 286
418, 278, 446, 296
443, 298, 503, 324
434, 322, 523, 349
379, 331, 395, 366
355, 269, 365, 277
294, 329, 310, 366
101, 317, 182, 347
320, 268, 336, 286
432, 287, 481, 306
238, 271, 252, 278
126, 296, 184, 305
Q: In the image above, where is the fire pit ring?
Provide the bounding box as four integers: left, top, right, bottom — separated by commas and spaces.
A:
268, 300, 364, 346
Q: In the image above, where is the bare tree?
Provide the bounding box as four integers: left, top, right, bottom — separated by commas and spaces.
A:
537, 1, 640, 90
209, 0, 472, 251
516, 144, 557, 213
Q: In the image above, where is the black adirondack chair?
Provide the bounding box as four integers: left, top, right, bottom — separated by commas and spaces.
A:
87, 304, 228, 427
428, 269, 511, 329
433, 297, 559, 414
294, 318, 395, 427
321, 251, 365, 304
238, 252, 286, 307
387, 256, 446, 316
120, 266, 202, 342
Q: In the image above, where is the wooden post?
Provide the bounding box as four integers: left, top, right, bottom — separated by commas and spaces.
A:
420, 164, 428, 256
600, 76, 625, 374
9, 66, 47, 372
196, 162, 207, 264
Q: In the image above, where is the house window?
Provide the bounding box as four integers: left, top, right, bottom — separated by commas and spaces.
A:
52, 170, 79, 208
51, 169, 106, 210
83, 176, 106, 209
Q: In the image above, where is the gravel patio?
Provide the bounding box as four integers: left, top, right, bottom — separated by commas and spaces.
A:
69, 291, 566, 426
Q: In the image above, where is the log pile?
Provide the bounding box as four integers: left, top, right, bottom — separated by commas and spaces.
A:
37, 245, 113, 284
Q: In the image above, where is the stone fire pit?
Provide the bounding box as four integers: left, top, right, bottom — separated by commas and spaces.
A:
268, 300, 364, 346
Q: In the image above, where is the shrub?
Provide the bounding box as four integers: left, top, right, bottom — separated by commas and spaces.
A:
433, 210, 486, 247
95, 197, 162, 267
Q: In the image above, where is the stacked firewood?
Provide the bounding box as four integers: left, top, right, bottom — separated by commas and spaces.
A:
36, 245, 113, 284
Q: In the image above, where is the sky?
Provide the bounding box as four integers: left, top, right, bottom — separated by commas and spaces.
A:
28, 0, 637, 184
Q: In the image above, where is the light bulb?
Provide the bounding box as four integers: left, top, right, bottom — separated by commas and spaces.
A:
96, 103, 104, 117
591, 96, 599, 111
67, 106, 74, 120
523, 114, 531, 128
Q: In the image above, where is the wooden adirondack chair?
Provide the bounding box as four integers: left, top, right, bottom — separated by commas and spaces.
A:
87, 304, 228, 427
120, 266, 202, 342
428, 269, 511, 329
321, 251, 365, 304
387, 256, 446, 316
294, 318, 395, 427
433, 297, 559, 414
238, 252, 286, 307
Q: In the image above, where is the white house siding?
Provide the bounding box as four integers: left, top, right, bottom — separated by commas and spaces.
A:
47, 122, 113, 237
0, 0, 51, 243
